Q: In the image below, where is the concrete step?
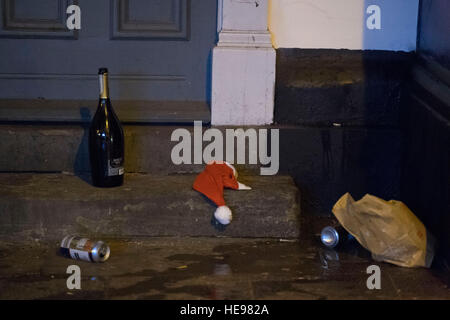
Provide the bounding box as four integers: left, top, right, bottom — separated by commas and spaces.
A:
0, 124, 261, 174
0, 99, 211, 124
0, 123, 403, 217
274, 49, 414, 126
0, 173, 300, 240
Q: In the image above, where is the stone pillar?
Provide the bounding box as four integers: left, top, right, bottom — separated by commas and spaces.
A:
211, 0, 275, 125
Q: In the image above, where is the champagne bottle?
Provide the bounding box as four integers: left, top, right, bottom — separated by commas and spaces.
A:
89, 68, 124, 187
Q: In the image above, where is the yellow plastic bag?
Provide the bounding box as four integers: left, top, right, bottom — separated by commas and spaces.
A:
332, 193, 435, 268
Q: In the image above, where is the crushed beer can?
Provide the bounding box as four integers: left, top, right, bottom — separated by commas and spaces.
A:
60, 236, 110, 262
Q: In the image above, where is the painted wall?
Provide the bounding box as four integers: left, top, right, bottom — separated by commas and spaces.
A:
418, 0, 450, 68
269, 0, 419, 51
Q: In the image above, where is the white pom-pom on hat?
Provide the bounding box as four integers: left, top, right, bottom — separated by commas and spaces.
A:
214, 206, 233, 225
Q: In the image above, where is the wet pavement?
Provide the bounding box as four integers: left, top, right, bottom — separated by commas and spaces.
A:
0, 236, 449, 300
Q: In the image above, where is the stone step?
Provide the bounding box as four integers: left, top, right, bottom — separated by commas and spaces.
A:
274, 49, 414, 126
0, 99, 211, 124
0, 173, 300, 240
0, 124, 262, 175
0, 123, 403, 217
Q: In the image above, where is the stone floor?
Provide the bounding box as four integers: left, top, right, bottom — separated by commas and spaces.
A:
0, 235, 449, 300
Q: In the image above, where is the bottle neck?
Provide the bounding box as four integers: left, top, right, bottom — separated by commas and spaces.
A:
99, 72, 109, 99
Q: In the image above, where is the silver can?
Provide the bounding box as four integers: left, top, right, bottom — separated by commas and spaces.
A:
320, 225, 353, 249
60, 236, 110, 262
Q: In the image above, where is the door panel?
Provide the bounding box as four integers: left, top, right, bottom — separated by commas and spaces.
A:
112, 0, 188, 39
0, 0, 217, 103
0, 0, 76, 38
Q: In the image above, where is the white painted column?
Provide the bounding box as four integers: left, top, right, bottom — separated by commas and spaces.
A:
212, 0, 275, 125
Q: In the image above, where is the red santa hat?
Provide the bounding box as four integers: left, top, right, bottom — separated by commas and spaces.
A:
193, 161, 251, 225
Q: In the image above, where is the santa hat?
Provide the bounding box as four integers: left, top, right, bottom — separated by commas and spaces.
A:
193, 161, 251, 225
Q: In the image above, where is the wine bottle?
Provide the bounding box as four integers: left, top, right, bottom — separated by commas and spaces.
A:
89, 68, 124, 187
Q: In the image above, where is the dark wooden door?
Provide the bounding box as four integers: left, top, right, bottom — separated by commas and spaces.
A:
0, 0, 216, 122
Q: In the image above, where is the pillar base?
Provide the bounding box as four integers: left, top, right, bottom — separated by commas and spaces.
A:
211, 45, 275, 125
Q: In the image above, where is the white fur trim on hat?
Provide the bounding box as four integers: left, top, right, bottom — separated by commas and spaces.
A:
214, 205, 232, 225
224, 162, 237, 179
238, 182, 251, 190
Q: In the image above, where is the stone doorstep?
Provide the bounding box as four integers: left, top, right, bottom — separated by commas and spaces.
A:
0, 124, 263, 174
0, 100, 211, 124
0, 173, 301, 241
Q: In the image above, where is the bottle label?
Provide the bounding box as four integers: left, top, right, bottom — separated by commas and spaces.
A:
107, 157, 124, 176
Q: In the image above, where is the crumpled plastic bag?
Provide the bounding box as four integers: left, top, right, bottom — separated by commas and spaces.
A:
332, 193, 436, 268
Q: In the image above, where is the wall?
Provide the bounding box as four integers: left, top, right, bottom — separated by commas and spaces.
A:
401, 0, 450, 265
269, 0, 419, 51
401, 86, 450, 266
418, 0, 450, 67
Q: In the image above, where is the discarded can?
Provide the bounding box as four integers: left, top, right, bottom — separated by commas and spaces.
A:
60, 236, 110, 262
320, 225, 355, 249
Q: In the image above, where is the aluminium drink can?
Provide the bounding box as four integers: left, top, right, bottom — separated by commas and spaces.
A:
60, 236, 110, 263
320, 225, 355, 249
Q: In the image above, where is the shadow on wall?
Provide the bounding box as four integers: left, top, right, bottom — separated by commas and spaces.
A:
400, 0, 450, 264
417, 0, 450, 68
273, 1, 419, 215
275, 48, 414, 215
356, 0, 419, 203
205, 0, 220, 108
74, 107, 92, 184
323, 0, 419, 205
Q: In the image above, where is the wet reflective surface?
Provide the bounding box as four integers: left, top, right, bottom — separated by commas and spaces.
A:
0, 236, 449, 300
